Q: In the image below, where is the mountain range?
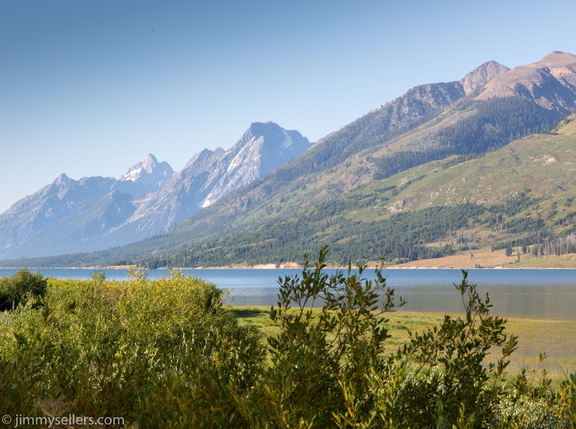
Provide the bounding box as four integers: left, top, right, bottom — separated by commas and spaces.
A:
3, 51, 576, 267
0, 122, 311, 259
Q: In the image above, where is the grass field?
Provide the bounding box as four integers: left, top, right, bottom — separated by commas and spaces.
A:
384, 247, 576, 269
229, 305, 576, 381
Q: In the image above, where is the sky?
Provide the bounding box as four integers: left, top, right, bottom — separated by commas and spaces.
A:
1, 0, 576, 212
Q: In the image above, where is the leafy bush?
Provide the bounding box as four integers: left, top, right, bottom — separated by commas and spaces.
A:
252, 246, 404, 427
1, 255, 575, 427
371, 271, 520, 427
242, 247, 576, 428
0, 270, 264, 427
0, 269, 47, 311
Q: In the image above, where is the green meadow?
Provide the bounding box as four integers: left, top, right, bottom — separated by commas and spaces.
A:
231, 305, 576, 380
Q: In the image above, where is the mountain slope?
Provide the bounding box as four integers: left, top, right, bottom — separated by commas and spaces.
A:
8, 116, 576, 268
140, 114, 576, 267
99, 122, 312, 244
0, 174, 118, 251
117, 53, 574, 253
0, 154, 174, 259
141, 61, 510, 244
5, 52, 576, 267
0, 123, 310, 259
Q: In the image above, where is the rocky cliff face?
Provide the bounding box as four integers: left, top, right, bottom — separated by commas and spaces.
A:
200, 122, 311, 207
116, 122, 311, 241
368, 60, 510, 131
112, 154, 174, 195
460, 60, 511, 95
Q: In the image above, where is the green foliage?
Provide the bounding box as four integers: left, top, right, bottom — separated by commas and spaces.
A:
488, 191, 539, 218
493, 355, 573, 428
251, 249, 575, 428
0, 271, 264, 427
438, 97, 557, 153
0, 269, 47, 311
257, 248, 576, 427
506, 244, 514, 257
385, 270, 519, 427
2, 253, 576, 427
135, 185, 576, 268
255, 246, 404, 427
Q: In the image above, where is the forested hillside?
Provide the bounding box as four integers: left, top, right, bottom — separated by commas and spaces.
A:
138, 115, 576, 267
127, 54, 573, 257
11, 114, 573, 269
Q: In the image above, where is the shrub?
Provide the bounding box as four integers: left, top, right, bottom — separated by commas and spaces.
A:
0, 269, 47, 311
365, 270, 520, 427
0, 270, 264, 426
241, 248, 576, 428
250, 246, 405, 427
1, 257, 576, 427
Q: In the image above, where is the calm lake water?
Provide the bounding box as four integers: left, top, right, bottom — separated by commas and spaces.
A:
2, 268, 575, 320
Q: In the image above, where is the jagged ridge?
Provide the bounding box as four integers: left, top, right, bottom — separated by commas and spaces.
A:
0, 122, 311, 259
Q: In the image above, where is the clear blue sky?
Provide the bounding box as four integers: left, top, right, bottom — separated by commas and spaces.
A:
1, 0, 576, 212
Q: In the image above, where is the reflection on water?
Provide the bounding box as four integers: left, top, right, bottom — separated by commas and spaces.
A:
220, 269, 576, 320
1, 268, 575, 320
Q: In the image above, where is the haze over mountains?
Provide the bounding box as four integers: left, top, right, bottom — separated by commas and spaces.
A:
4, 51, 576, 266
0, 122, 311, 259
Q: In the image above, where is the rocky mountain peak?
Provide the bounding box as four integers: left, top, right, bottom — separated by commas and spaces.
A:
474, 51, 576, 113
240, 122, 283, 144
119, 153, 174, 184
194, 122, 311, 208
54, 173, 72, 185
460, 60, 510, 95
140, 153, 159, 171
241, 121, 310, 154
226, 121, 311, 178
537, 51, 576, 67
111, 154, 174, 196
247, 121, 279, 133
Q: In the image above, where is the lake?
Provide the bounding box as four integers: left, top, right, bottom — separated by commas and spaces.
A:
1, 268, 575, 320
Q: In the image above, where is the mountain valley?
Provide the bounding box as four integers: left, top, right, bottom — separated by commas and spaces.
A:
4, 51, 576, 268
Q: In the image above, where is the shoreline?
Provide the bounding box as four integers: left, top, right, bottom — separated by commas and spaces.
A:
2, 265, 576, 271
3, 249, 576, 270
